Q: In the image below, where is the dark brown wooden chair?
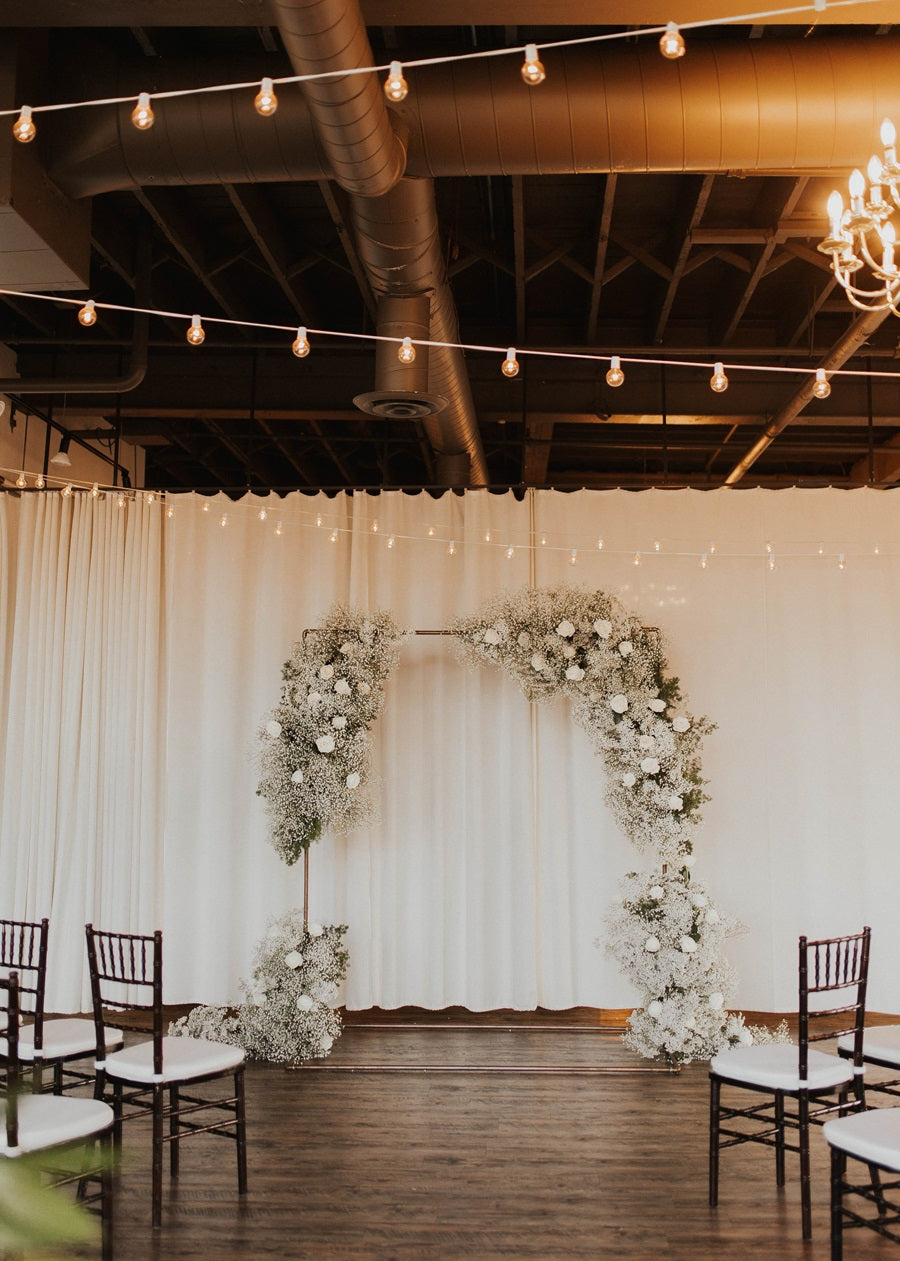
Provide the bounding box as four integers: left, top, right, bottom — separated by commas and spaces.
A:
85, 924, 247, 1228
825, 1105, 900, 1258
709, 926, 871, 1240
0, 972, 115, 1260
0, 916, 123, 1093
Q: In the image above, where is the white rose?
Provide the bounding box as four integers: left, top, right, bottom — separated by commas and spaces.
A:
640, 757, 660, 774
705, 907, 720, 924
556, 619, 576, 638
296, 994, 315, 1012
319, 664, 334, 680
346, 772, 361, 789
251, 989, 267, 1007
308, 922, 324, 937
618, 640, 634, 657
610, 694, 628, 714
334, 679, 351, 696
639, 734, 655, 750
691, 892, 708, 908
266, 720, 282, 737
358, 681, 371, 695
708, 992, 725, 1011
291, 768, 304, 785
668, 794, 684, 811
679, 936, 698, 954
593, 618, 612, 639
531, 654, 548, 672
644, 935, 661, 953
332, 716, 347, 730
284, 950, 304, 969
648, 698, 666, 713
517, 631, 531, 648
565, 664, 585, 681
483, 627, 502, 645
682, 852, 696, 867
320, 1034, 333, 1052
339, 642, 354, 655
647, 999, 663, 1018
307, 692, 322, 708
649, 885, 665, 899
672, 716, 691, 733
684, 1017, 696, 1030
561, 644, 576, 659
739, 1028, 754, 1046
315, 734, 336, 754
622, 772, 637, 788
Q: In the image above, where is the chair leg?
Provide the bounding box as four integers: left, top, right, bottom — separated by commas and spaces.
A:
169, 1084, 180, 1178
53, 1061, 63, 1095
799, 1092, 812, 1241
775, 1092, 785, 1187
100, 1131, 114, 1261
708, 1074, 720, 1207
152, 1083, 164, 1229
830, 1145, 845, 1261
235, 1066, 248, 1195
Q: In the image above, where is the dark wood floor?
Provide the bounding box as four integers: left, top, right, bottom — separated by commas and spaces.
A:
90, 1022, 900, 1261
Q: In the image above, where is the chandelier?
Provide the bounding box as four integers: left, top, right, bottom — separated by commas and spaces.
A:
819, 118, 900, 313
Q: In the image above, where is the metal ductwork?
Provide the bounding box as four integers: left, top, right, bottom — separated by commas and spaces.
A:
354, 294, 448, 419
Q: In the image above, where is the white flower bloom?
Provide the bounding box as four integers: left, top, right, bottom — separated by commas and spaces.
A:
647, 1000, 663, 1017
319, 664, 334, 680
691, 892, 708, 908
639, 734, 655, 750
672, 716, 691, 733
291, 768, 304, 785
682, 852, 696, 867
739, 1028, 754, 1046
593, 618, 612, 639
708, 992, 725, 1011
705, 907, 720, 924
266, 720, 282, 737
284, 950, 304, 969
531, 654, 548, 672
679, 936, 698, 954
483, 627, 502, 645
320, 1034, 334, 1052
649, 885, 665, 900
251, 989, 267, 1007
684, 1017, 696, 1029
357, 681, 371, 695
307, 692, 322, 708
308, 923, 324, 937
618, 640, 634, 657
339, 642, 354, 655
648, 698, 666, 713
346, 771, 361, 789
668, 794, 684, 811
296, 994, 315, 1012
315, 734, 336, 754
334, 679, 351, 696
332, 716, 347, 730
640, 756, 660, 775
610, 694, 629, 714
622, 772, 637, 788
644, 935, 661, 953
517, 631, 531, 648
561, 644, 577, 659
565, 664, 585, 681
556, 619, 576, 638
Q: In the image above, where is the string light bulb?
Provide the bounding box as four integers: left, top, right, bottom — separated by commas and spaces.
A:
186, 314, 205, 346
398, 336, 416, 364
90, 482, 100, 498
61, 483, 73, 498
274, 521, 283, 536
448, 540, 456, 556
116, 492, 125, 508
521, 44, 546, 86
15, 472, 27, 489
659, 22, 686, 59
709, 361, 729, 393
291, 326, 310, 358
131, 92, 155, 130
501, 347, 520, 378
12, 106, 35, 144
506, 546, 515, 559
219, 513, 228, 528
700, 552, 709, 569
254, 77, 278, 117
597, 537, 604, 550
330, 530, 338, 543
166, 504, 175, 519
372, 519, 379, 533
605, 356, 625, 388
34, 473, 45, 490
387, 534, 395, 549
569, 549, 578, 566
145, 491, 156, 505
813, 368, 832, 399
77, 300, 97, 327
838, 552, 846, 570
384, 61, 408, 103
633, 552, 641, 566
258, 507, 268, 521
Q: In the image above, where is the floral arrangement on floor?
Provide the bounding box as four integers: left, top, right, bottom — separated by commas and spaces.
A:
452, 585, 774, 1063
257, 605, 409, 865
171, 913, 349, 1064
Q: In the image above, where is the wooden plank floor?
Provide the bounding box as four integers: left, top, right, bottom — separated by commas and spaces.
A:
92, 1025, 900, 1261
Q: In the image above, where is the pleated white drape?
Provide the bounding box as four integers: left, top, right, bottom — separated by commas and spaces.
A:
3, 486, 900, 1016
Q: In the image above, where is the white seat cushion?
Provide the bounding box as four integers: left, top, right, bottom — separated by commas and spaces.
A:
825, 1106, 900, 1171
103, 1035, 244, 1084
0, 1094, 114, 1155
837, 1025, 900, 1068
710, 1043, 854, 1092
15, 1018, 123, 1061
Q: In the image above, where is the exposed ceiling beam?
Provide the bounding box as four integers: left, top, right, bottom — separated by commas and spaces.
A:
587, 173, 617, 345
654, 174, 715, 344
316, 181, 377, 323
223, 183, 318, 325
512, 175, 526, 343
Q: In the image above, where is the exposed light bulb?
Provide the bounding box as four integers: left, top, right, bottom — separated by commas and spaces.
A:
13, 106, 35, 144
826, 189, 844, 237
315, 513, 322, 527
254, 77, 278, 117
202, 501, 211, 512
186, 314, 205, 346
78, 300, 97, 327
653, 540, 661, 552
700, 553, 709, 570
633, 552, 641, 566
448, 540, 456, 556
812, 368, 831, 400
427, 526, 435, 537
709, 361, 729, 393
372, 519, 379, 533
219, 513, 228, 528
387, 534, 395, 549
15, 472, 27, 489
131, 92, 155, 131
838, 552, 846, 571
329, 530, 338, 543
484, 530, 492, 543
597, 537, 604, 550
398, 336, 416, 364
274, 521, 283, 536
506, 546, 514, 559
34, 473, 45, 490
166, 504, 175, 519
145, 491, 156, 505
258, 508, 268, 521
767, 553, 776, 571
384, 61, 408, 103
882, 117, 897, 151
291, 326, 310, 358
90, 482, 100, 498
539, 535, 547, 546
659, 22, 686, 59
61, 483, 73, 498
116, 492, 125, 508
569, 549, 578, 566
605, 355, 625, 388
521, 44, 546, 86
501, 347, 520, 378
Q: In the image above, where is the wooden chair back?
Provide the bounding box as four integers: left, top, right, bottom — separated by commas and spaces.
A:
0, 918, 48, 1052
799, 927, 871, 1083
85, 925, 164, 1075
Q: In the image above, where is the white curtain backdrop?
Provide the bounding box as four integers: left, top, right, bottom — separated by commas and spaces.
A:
2, 486, 899, 1016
